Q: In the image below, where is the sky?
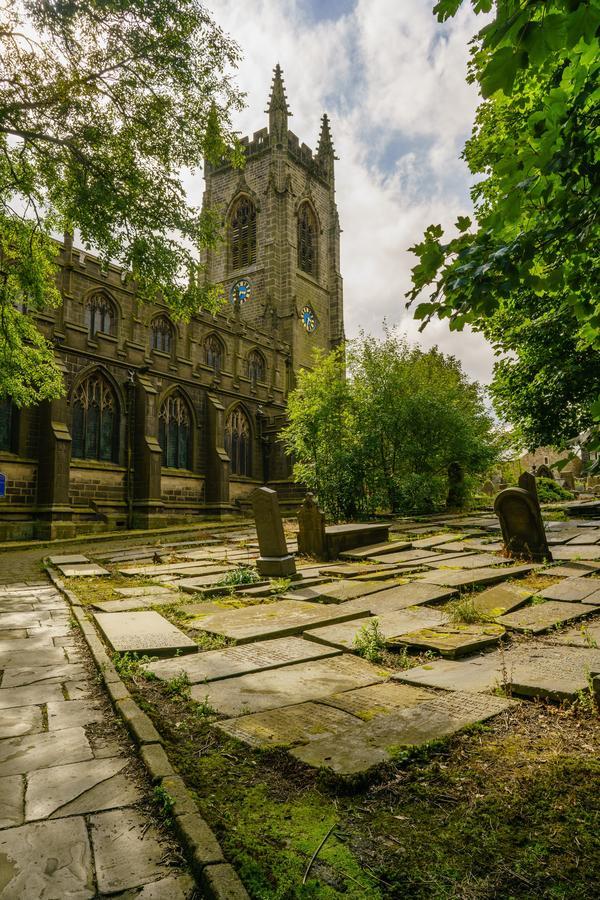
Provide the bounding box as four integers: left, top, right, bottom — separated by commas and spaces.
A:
199, 0, 495, 384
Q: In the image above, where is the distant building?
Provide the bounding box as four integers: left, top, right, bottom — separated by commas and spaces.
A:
0, 66, 344, 540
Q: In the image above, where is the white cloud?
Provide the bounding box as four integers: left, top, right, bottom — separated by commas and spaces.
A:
201, 0, 494, 384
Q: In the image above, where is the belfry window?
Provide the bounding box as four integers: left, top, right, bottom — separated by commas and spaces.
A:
225, 407, 252, 476
85, 294, 116, 338
159, 394, 191, 469
230, 197, 257, 270
247, 350, 265, 388
298, 202, 317, 277
71, 373, 119, 462
151, 316, 173, 353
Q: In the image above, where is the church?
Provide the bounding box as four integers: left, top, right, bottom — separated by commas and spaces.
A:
0, 67, 344, 540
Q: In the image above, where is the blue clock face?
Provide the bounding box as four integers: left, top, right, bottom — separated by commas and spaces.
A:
301, 305, 317, 333
231, 279, 251, 304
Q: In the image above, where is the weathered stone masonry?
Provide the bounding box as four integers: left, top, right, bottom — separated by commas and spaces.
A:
0, 67, 344, 540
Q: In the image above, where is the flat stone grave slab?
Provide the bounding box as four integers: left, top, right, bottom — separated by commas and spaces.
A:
552, 545, 600, 560
175, 571, 243, 592
216, 701, 361, 749
118, 559, 234, 576
549, 620, 600, 648
394, 650, 510, 693
58, 562, 110, 577
48, 554, 90, 565
538, 564, 595, 578
238, 576, 329, 598
539, 577, 600, 603
394, 623, 506, 658
359, 582, 458, 614
318, 563, 397, 578
94, 610, 197, 656
114, 585, 176, 597
497, 600, 599, 634
472, 582, 534, 617
0, 725, 92, 776
420, 564, 535, 589
507, 645, 600, 701
281, 579, 403, 605
92, 594, 182, 613
25, 756, 138, 821
410, 533, 467, 549
338, 540, 412, 560
291, 692, 512, 776
0, 816, 94, 897
186, 598, 371, 644
424, 553, 505, 570
0, 705, 43, 739
320, 682, 437, 719
567, 531, 600, 545
367, 548, 443, 565
90, 807, 172, 895
144, 636, 342, 683
192, 655, 389, 716
304, 607, 449, 651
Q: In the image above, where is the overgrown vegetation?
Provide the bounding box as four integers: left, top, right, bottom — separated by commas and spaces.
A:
218, 566, 261, 587
536, 477, 574, 503
353, 619, 386, 662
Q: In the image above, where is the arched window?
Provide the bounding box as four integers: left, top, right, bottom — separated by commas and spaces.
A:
85, 293, 116, 338
230, 196, 257, 270
0, 399, 15, 452
298, 202, 317, 277
247, 350, 265, 388
72, 373, 118, 462
151, 316, 173, 354
225, 407, 252, 476
205, 335, 223, 374
159, 393, 191, 469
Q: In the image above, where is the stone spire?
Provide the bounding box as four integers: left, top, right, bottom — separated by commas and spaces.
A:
316, 113, 336, 182
266, 63, 291, 146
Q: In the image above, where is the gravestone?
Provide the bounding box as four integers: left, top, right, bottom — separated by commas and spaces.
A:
482, 480, 496, 497
93, 611, 197, 656
494, 472, 552, 562
536, 464, 554, 480
297, 493, 327, 559
251, 487, 296, 577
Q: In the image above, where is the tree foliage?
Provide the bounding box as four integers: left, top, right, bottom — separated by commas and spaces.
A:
0, 0, 244, 403
408, 1, 600, 442
282, 331, 500, 519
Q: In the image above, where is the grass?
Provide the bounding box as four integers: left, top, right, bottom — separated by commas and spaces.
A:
353, 619, 386, 662
448, 595, 490, 625
112, 651, 158, 680
218, 566, 261, 587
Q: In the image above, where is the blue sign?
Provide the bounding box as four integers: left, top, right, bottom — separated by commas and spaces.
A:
0, 473, 6, 498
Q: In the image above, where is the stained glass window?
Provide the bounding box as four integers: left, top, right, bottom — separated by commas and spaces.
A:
247, 350, 265, 388
158, 394, 191, 469
298, 202, 317, 277
230, 197, 256, 270
85, 294, 116, 338
71, 373, 118, 461
151, 316, 173, 353
225, 407, 251, 476
205, 335, 223, 374
0, 399, 14, 452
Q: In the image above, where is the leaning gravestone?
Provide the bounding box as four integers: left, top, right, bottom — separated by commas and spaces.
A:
494, 472, 552, 562
251, 487, 297, 578
297, 493, 327, 559
536, 464, 554, 480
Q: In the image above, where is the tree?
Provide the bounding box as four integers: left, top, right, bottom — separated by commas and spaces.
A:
0, 0, 244, 404
407, 1, 600, 442
282, 331, 500, 519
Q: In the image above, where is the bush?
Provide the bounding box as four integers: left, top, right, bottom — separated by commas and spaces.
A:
536, 477, 574, 503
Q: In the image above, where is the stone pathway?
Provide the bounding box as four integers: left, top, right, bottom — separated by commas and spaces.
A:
0, 580, 198, 899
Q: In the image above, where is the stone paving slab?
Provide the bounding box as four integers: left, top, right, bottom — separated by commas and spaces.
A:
0, 681, 65, 709
552, 545, 600, 560
281, 579, 403, 605
193, 655, 389, 717
145, 636, 342, 683
393, 623, 506, 658
0, 646, 66, 668
47, 699, 105, 731
291, 692, 512, 776
497, 601, 598, 634
539, 577, 600, 603
47, 554, 90, 565
0, 610, 50, 629
0, 705, 43, 739
24, 757, 136, 821
353, 582, 458, 614
0, 816, 94, 897
419, 564, 536, 589
472, 582, 535, 617
410, 533, 467, 549
1, 662, 86, 689
424, 552, 505, 570
0, 774, 24, 828
187, 598, 371, 644
304, 606, 449, 651
0, 725, 93, 776
338, 540, 413, 560
367, 548, 445, 565
94, 610, 197, 656
317, 563, 397, 578
90, 807, 175, 895
58, 562, 110, 577
538, 564, 595, 578
566, 531, 600, 545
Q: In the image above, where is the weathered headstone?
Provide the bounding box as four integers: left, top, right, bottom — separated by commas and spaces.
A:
493, 472, 552, 562
251, 487, 296, 577
93, 611, 197, 656
297, 493, 327, 559
536, 464, 554, 480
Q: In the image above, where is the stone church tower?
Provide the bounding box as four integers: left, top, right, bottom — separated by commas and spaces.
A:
202, 64, 344, 378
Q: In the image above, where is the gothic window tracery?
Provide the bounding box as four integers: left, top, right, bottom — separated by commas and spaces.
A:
247, 350, 265, 388
230, 196, 257, 270
298, 202, 317, 277
71, 373, 118, 462
205, 335, 223, 374
85, 294, 116, 338
158, 393, 191, 469
151, 316, 173, 353
225, 407, 252, 476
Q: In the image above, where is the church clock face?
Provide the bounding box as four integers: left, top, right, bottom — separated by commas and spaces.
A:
301, 305, 317, 333
231, 279, 251, 304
